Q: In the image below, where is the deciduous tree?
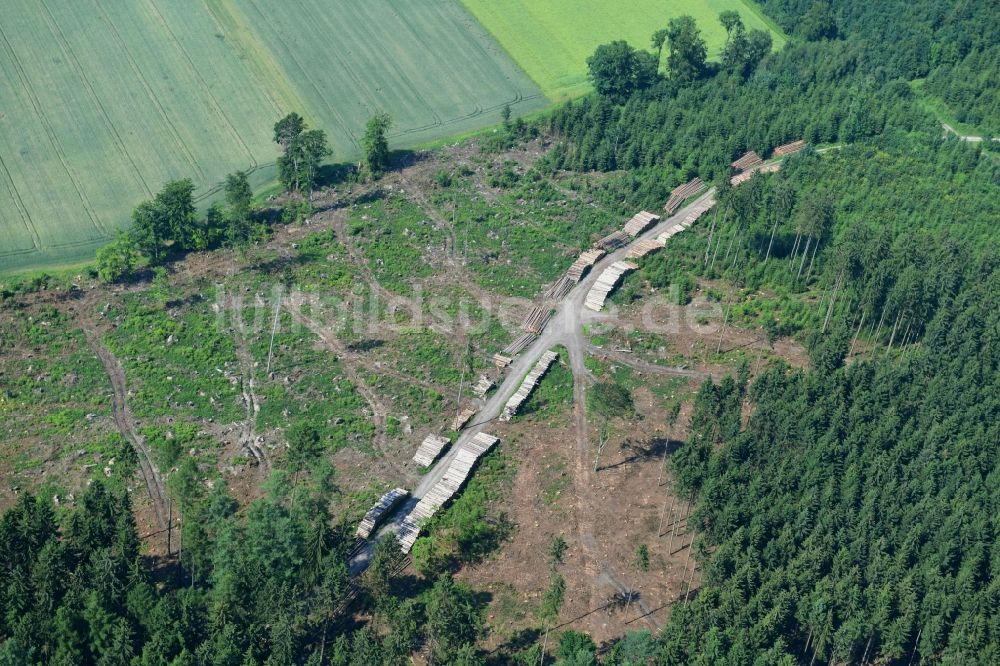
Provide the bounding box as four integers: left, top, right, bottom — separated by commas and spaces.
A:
587, 41, 657, 103
361, 112, 392, 180
666, 16, 707, 84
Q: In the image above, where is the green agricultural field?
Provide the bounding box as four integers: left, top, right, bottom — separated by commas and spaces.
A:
0, 0, 545, 273
461, 0, 787, 99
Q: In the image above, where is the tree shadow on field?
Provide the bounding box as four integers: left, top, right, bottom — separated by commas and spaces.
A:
490, 627, 541, 658
390, 148, 434, 172
316, 161, 356, 189
597, 437, 681, 472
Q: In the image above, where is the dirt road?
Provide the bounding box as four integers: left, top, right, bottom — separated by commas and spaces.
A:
350, 190, 716, 583
79, 318, 169, 530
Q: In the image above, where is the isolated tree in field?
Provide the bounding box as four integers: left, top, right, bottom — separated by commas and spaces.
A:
361, 112, 392, 179
666, 16, 707, 84
274, 113, 330, 196
587, 41, 658, 103
547, 535, 567, 570
158, 179, 198, 248
719, 10, 742, 35
279, 128, 331, 196
224, 171, 254, 247
96, 232, 139, 283
273, 112, 305, 150
285, 422, 324, 472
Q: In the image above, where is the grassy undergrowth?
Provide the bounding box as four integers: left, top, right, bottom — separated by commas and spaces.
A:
430, 174, 615, 297
248, 310, 374, 454
0, 304, 113, 482
521, 347, 573, 418
411, 445, 516, 577
347, 194, 448, 295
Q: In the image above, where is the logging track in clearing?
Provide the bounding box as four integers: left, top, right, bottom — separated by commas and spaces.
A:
77, 303, 169, 530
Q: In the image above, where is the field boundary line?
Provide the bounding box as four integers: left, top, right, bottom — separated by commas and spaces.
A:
200, 0, 296, 120
38, 0, 154, 200
290, 0, 395, 133
455, 0, 555, 101
0, 23, 107, 238
339, 0, 444, 133
736, 0, 790, 48
0, 151, 40, 251
142, 0, 259, 171
381, 0, 541, 137
243, 0, 360, 151
442, 1, 532, 104
90, 0, 206, 181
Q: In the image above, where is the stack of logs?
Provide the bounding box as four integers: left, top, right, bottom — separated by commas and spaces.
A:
499, 350, 559, 421
397, 432, 499, 552
626, 238, 666, 259
731, 150, 763, 172
566, 249, 605, 282
664, 177, 706, 215
584, 261, 638, 311
412, 433, 450, 467
356, 487, 409, 539
622, 210, 660, 237
772, 140, 806, 157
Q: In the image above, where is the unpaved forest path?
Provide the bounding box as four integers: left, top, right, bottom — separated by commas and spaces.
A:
352, 191, 717, 629
942, 122, 999, 143
77, 304, 169, 529
281, 294, 406, 476
586, 345, 713, 381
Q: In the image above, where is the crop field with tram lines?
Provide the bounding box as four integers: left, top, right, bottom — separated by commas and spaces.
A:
0, 0, 545, 273
460, 0, 787, 99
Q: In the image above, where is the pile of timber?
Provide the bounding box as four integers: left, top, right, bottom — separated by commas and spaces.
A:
413, 433, 450, 467
679, 197, 715, 227
772, 140, 806, 157
730, 161, 781, 187
356, 487, 409, 539
493, 353, 512, 368
500, 350, 559, 421
502, 332, 535, 357
472, 374, 494, 398
656, 223, 686, 243
622, 211, 660, 237
729, 169, 756, 187
398, 432, 500, 551
451, 407, 476, 431
585, 261, 638, 311
566, 249, 605, 282
664, 178, 706, 215
521, 306, 551, 335
544, 274, 573, 300
596, 230, 630, 251
626, 238, 666, 259
731, 150, 763, 172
